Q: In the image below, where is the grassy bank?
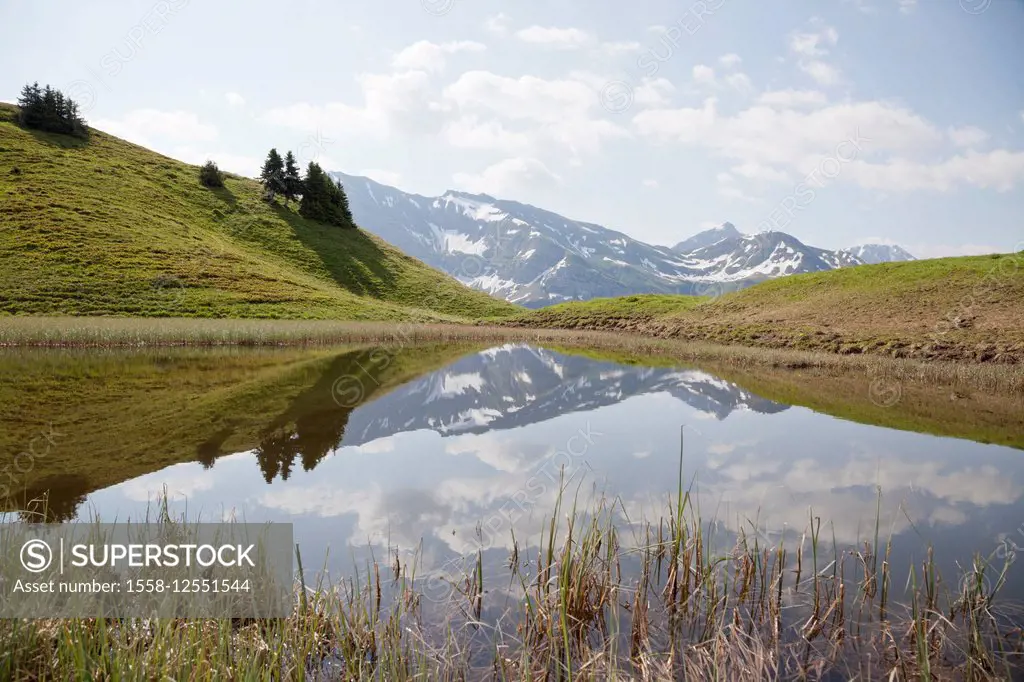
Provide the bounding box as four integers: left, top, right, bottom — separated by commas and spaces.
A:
500, 253, 1024, 365
2, 317, 1021, 395
1, 486, 1018, 680
0, 342, 491, 517
0, 103, 516, 321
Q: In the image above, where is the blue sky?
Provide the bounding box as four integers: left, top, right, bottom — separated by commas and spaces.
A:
2, 0, 1022, 256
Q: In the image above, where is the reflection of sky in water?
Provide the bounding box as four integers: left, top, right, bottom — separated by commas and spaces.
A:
78, 345, 1024, 594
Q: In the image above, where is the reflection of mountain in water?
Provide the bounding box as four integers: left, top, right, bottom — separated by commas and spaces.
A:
3, 345, 790, 518
343, 345, 788, 446
246, 345, 787, 483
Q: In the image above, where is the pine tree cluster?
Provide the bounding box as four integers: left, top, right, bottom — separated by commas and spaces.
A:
259, 148, 354, 228
16, 82, 88, 138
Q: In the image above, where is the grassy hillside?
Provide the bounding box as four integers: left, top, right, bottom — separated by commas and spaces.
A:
0, 103, 517, 320
503, 254, 1024, 363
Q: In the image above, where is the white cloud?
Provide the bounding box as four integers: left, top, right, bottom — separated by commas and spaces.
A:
634, 77, 675, 107
264, 69, 439, 139
224, 92, 245, 107
445, 71, 593, 122
442, 116, 532, 154
600, 41, 642, 56
947, 125, 989, 148
635, 98, 942, 167
718, 53, 742, 69
757, 89, 828, 108
392, 40, 485, 74
731, 162, 791, 183
453, 157, 562, 195
515, 26, 593, 49
800, 60, 842, 85
642, 178, 660, 188
788, 25, 838, 57
691, 64, 753, 93
442, 70, 628, 155
358, 169, 402, 186
484, 12, 510, 34
789, 24, 842, 86
724, 72, 754, 93
845, 150, 1024, 192
93, 109, 219, 148
630, 98, 1024, 194
692, 64, 717, 87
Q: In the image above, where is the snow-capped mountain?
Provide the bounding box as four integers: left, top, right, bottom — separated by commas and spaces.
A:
343, 345, 788, 446
674, 227, 864, 293
672, 222, 742, 253
843, 244, 916, 264
333, 172, 865, 307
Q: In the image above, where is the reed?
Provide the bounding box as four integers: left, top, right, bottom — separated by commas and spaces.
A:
2, 480, 1019, 680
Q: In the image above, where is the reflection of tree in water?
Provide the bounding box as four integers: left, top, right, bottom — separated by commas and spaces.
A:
9, 474, 91, 522
196, 425, 236, 469
254, 349, 385, 483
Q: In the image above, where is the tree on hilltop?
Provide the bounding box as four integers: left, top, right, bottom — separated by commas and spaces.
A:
283, 151, 302, 204
16, 82, 88, 138
299, 162, 355, 228
259, 148, 286, 202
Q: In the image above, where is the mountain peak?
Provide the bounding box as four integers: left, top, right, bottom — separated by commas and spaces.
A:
672, 222, 741, 253
844, 243, 916, 264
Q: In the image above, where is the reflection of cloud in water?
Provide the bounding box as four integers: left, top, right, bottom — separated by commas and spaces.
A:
444, 431, 554, 473
119, 462, 222, 502
698, 443, 1022, 545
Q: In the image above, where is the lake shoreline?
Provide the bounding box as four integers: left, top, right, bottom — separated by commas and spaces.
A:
2, 317, 1022, 395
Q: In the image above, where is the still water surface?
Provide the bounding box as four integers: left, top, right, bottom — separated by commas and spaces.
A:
2, 343, 1022, 602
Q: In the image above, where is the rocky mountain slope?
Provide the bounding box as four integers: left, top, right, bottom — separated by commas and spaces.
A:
335, 173, 892, 307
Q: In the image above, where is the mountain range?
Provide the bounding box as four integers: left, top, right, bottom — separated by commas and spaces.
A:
333, 172, 914, 307
342, 344, 787, 448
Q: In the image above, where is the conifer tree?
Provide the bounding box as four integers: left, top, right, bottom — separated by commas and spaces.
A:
283, 151, 302, 204
334, 179, 354, 225
16, 81, 87, 138
297, 163, 357, 228
259, 148, 286, 201
299, 161, 326, 221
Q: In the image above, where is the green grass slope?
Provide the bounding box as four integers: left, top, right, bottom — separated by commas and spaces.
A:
0, 103, 517, 320
503, 254, 1024, 363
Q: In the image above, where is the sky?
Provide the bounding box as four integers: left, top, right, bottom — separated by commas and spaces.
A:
2, 0, 1023, 257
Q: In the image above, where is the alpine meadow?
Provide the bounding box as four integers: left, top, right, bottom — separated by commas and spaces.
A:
2, 3, 1024, 680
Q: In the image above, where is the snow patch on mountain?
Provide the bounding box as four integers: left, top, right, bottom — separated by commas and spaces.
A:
332, 173, 870, 307
843, 243, 916, 264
